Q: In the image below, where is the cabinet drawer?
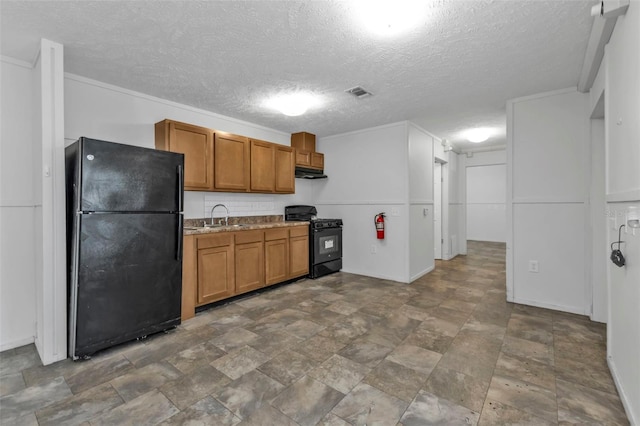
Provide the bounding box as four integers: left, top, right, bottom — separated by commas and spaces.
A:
265, 228, 288, 241
235, 230, 264, 244
289, 226, 309, 237
197, 233, 233, 249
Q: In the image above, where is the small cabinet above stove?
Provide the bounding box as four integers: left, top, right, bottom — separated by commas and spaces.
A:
291, 132, 325, 173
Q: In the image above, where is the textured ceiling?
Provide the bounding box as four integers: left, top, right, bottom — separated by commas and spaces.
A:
0, 1, 594, 149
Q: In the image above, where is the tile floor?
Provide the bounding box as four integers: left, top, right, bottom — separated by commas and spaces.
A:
0, 241, 629, 425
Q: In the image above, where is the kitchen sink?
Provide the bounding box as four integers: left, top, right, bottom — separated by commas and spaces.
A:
184, 224, 247, 231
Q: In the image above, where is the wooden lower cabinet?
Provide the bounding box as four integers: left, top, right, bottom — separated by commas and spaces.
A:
235, 230, 265, 294
184, 226, 310, 320
289, 226, 309, 279
265, 228, 289, 285
196, 233, 235, 306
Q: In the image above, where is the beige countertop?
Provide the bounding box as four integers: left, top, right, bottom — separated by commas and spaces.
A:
183, 221, 309, 236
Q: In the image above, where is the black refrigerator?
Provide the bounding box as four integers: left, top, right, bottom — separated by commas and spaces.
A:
65, 137, 184, 360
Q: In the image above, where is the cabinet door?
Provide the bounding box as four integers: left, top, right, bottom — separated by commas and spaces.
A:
156, 120, 214, 191
197, 244, 234, 305
289, 234, 309, 278
265, 239, 288, 285
235, 241, 264, 294
310, 152, 324, 170
214, 133, 250, 191
275, 146, 295, 193
250, 140, 275, 192
295, 150, 311, 167
291, 132, 316, 152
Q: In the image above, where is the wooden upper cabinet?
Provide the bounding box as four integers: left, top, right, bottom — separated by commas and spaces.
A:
291, 131, 324, 170
156, 119, 295, 194
155, 120, 214, 191
250, 139, 275, 192
275, 146, 295, 193
291, 132, 316, 152
310, 152, 324, 170
214, 133, 250, 191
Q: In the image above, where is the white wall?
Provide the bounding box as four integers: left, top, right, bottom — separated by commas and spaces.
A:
602, 3, 640, 423
408, 123, 434, 280
507, 89, 590, 314
316, 123, 410, 282
466, 164, 506, 242
64, 74, 314, 219
0, 58, 37, 351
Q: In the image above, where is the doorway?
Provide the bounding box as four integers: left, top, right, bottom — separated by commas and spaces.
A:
434, 161, 443, 259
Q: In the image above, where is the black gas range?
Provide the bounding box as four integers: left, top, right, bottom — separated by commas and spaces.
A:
285, 205, 343, 279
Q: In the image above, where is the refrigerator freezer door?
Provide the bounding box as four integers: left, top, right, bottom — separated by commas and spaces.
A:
70, 213, 182, 358
78, 138, 183, 213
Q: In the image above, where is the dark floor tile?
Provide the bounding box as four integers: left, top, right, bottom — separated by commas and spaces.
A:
160, 395, 239, 425
272, 375, 344, 426
210, 327, 260, 352
486, 374, 557, 423
258, 349, 318, 386
402, 326, 454, 354
494, 352, 556, 391
308, 354, 370, 394
21, 357, 91, 388
501, 335, 554, 366
248, 329, 303, 356
293, 334, 346, 363
363, 359, 426, 402
556, 378, 629, 425
478, 398, 556, 426
424, 366, 490, 412
0, 372, 25, 397
90, 389, 178, 425
215, 369, 284, 420
166, 341, 226, 375
35, 383, 123, 426
66, 354, 133, 394
236, 404, 298, 426
284, 318, 326, 339
331, 382, 407, 426
399, 390, 480, 426
338, 339, 393, 368
159, 364, 231, 410
0, 377, 72, 422
110, 361, 183, 402
210, 345, 271, 380
0, 345, 41, 377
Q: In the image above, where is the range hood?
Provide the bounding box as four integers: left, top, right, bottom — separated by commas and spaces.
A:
295, 166, 327, 179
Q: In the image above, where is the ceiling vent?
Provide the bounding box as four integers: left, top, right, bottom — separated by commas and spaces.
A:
345, 86, 373, 98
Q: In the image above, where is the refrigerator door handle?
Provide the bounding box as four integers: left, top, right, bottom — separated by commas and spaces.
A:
176, 214, 183, 261
177, 165, 184, 212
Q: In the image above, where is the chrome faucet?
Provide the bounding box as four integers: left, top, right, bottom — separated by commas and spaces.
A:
210, 204, 229, 226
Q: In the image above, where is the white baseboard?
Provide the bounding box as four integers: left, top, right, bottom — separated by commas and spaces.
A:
340, 268, 408, 283
410, 266, 435, 282
511, 297, 587, 316
608, 357, 638, 425
1, 336, 35, 352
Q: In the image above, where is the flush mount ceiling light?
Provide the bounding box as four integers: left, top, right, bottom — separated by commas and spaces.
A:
465, 128, 491, 143
352, 0, 429, 37
264, 92, 321, 117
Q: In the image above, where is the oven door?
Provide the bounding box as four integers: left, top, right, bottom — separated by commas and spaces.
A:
312, 226, 342, 265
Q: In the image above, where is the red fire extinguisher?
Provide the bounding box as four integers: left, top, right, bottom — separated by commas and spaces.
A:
374, 212, 386, 239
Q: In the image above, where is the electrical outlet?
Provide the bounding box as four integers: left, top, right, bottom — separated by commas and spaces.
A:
371, 244, 377, 254
391, 208, 400, 217
423, 208, 429, 216
528, 260, 539, 273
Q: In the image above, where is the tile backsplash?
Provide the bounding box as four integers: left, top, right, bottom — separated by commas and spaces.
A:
203, 194, 285, 218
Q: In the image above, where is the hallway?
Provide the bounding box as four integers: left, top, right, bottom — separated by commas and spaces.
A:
0, 241, 628, 424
